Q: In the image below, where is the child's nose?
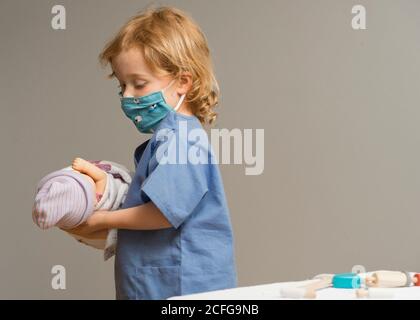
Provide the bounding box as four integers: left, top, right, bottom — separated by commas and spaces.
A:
123, 91, 134, 98
122, 86, 135, 98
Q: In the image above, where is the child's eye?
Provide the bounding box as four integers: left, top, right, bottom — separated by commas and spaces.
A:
135, 84, 145, 90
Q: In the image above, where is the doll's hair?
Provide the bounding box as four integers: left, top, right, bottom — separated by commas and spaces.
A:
99, 6, 219, 125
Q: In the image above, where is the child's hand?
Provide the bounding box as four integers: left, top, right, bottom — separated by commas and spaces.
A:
62, 211, 110, 237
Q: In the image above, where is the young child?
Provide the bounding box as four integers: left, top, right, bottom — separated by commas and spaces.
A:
66, 6, 237, 299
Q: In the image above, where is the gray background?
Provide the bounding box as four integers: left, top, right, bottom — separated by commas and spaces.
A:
1, 0, 419, 299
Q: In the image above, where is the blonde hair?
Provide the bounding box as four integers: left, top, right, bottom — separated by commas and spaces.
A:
99, 6, 219, 125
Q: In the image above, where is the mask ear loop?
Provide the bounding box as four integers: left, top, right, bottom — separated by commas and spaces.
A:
173, 93, 186, 111
162, 79, 176, 92
162, 78, 186, 112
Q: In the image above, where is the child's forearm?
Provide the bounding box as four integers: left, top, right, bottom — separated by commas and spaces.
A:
84, 229, 109, 240
103, 202, 173, 230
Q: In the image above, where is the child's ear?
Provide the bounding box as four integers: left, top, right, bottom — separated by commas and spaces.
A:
178, 71, 193, 94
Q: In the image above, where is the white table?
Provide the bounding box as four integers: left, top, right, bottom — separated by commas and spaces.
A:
169, 273, 420, 300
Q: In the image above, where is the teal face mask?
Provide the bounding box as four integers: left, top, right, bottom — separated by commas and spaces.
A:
120, 79, 186, 134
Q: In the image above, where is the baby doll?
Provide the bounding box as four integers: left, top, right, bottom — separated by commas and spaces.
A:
32, 157, 132, 260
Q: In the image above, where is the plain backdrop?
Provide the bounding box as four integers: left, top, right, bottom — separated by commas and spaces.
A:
1, 0, 420, 299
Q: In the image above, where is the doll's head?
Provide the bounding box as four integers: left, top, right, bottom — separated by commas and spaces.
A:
99, 6, 219, 125
32, 168, 96, 230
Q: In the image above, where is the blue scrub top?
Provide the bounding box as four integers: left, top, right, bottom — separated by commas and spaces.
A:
115, 111, 238, 300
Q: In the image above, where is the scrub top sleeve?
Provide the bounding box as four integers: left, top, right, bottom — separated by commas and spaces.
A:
141, 131, 209, 229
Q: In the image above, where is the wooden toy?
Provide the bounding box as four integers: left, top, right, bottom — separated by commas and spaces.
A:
279, 271, 420, 299
332, 273, 361, 289
365, 271, 414, 288
413, 274, 420, 286
280, 274, 333, 299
